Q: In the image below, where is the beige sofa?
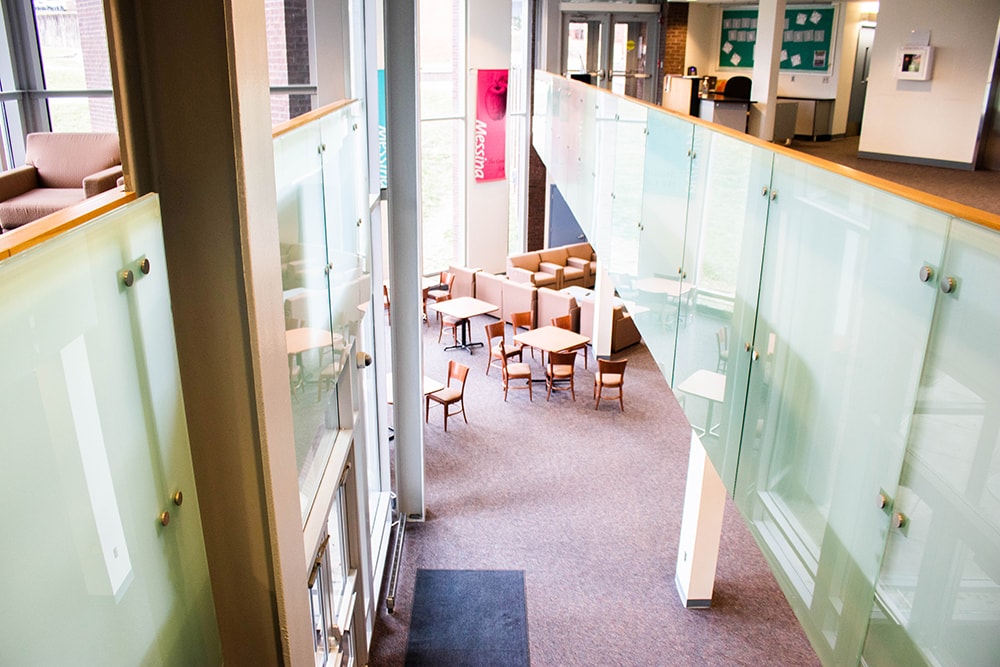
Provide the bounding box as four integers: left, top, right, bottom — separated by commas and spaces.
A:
536, 287, 579, 332
577, 293, 642, 353
0, 132, 123, 232
506, 250, 561, 289
473, 271, 506, 315
506, 241, 597, 290
447, 265, 481, 299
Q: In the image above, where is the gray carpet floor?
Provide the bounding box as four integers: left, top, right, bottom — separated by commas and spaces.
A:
787, 135, 1000, 217
369, 316, 819, 666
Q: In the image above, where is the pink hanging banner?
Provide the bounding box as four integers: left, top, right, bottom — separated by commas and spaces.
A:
474, 69, 508, 182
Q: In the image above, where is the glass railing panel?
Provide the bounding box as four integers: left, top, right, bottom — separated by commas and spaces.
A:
274, 118, 341, 521
625, 109, 694, 384
735, 154, 951, 665
532, 73, 552, 166
605, 97, 647, 271
671, 127, 773, 492
566, 81, 600, 238
0, 194, 221, 664
861, 218, 1000, 667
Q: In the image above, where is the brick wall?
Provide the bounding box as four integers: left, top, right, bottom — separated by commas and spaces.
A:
525, 0, 545, 251
526, 146, 546, 251
266, 0, 289, 122
663, 2, 689, 77
67, 0, 115, 131
265, 0, 311, 124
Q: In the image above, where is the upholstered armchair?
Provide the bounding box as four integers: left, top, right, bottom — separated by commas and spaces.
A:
0, 132, 123, 232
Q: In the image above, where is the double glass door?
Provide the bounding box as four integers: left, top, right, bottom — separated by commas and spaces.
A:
562, 11, 659, 103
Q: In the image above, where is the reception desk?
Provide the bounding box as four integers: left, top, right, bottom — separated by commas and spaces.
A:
697, 94, 750, 133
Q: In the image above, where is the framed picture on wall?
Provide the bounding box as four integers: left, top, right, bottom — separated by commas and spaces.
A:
895, 45, 934, 81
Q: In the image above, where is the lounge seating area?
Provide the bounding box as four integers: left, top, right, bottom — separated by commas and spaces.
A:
0, 132, 123, 232
506, 241, 596, 290
409, 242, 643, 424
423, 241, 641, 360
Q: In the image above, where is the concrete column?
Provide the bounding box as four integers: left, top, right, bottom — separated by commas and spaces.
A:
384, 0, 426, 521
675, 432, 728, 608
750, 0, 787, 141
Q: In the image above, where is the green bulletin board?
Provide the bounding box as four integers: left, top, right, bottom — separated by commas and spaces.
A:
719, 5, 835, 72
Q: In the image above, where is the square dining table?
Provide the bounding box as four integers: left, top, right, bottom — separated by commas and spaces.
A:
513, 324, 590, 357
429, 296, 499, 353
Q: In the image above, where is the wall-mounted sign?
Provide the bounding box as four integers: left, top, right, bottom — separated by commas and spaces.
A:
474, 69, 508, 182
718, 5, 836, 73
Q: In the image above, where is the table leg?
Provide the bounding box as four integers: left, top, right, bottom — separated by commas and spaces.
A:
442, 317, 483, 353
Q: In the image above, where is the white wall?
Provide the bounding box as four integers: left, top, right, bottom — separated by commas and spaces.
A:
859, 0, 1000, 166
466, 1, 513, 274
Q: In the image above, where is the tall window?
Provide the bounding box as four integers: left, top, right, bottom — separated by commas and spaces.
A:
419, 0, 465, 275
507, 0, 530, 255
33, 0, 114, 132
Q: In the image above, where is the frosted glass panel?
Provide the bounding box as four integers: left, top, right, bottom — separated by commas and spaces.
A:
276, 103, 372, 522
862, 220, 1000, 667
672, 129, 772, 492
0, 194, 221, 664
606, 98, 646, 275
543, 77, 599, 233
627, 110, 693, 384
736, 156, 950, 665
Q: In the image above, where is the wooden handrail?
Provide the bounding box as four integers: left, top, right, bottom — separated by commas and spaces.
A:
539, 72, 1000, 234
0, 187, 137, 260
271, 99, 356, 139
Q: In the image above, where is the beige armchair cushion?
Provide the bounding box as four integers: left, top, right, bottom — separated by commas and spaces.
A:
28, 132, 121, 189
0, 132, 123, 231
473, 271, 506, 312
578, 294, 642, 352
507, 251, 541, 273
500, 279, 537, 324
448, 265, 481, 299
538, 247, 569, 266
536, 287, 579, 333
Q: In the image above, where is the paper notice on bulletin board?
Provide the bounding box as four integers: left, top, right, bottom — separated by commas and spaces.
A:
474, 69, 508, 182
718, 5, 835, 72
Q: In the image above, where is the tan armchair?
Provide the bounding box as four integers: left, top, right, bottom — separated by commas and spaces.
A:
506, 250, 561, 289
0, 132, 122, 232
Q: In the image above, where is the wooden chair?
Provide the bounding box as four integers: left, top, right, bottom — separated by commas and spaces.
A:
486, 320, 522, 376
511, 310, 535, 360
594, 358, 628, 411
435, 294, 468, 344
499, 340, 532, 401
716, 326, 729, 371
426, 360, 470, 431
383, 283, 391, 325
424, 271, 455, 323
545, 350, 577, 401
551, 314, 588, 369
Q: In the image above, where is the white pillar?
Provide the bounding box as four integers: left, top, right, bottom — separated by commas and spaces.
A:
589, 95, 617, 359
384, 0, 426, 521
749, 0, 786, 142
675, 431, 727, 608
